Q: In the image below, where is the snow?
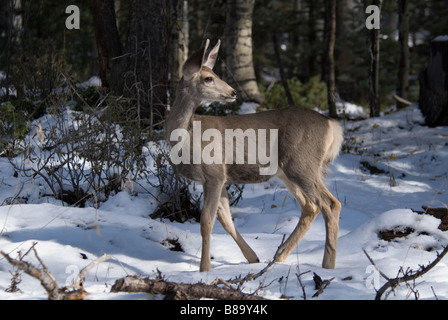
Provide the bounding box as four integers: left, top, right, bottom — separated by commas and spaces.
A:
0, 104, 447, 300
243, 100, 367, 119
76, 76, 102, 89
336, 101, 366, 118
239, 102, 259, 114
433, 35, 448, 42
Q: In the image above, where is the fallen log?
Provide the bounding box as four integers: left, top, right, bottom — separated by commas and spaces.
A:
110, 275, 266, 300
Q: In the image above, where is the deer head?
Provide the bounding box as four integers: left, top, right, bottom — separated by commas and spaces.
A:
181, 39, 237, 104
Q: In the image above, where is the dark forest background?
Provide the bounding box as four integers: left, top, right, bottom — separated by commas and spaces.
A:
1, 0, 447, 122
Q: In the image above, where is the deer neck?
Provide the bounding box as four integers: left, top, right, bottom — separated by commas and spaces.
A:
165, 82, 201, 142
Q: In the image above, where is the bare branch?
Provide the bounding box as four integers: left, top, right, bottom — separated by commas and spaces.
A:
364, 246, 448, 300
1, 246, 112, 300
1, 249, 66, 299
363, 248, 390, 281
226, 259, 276, 288
296, 267, 310, 300
72, 253, 112, 290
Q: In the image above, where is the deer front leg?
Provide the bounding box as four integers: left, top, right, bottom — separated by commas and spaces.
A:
199, 180, 224, 272
217, 186, 259, 264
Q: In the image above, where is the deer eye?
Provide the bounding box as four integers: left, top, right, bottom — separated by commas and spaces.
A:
204, 77, 214, 83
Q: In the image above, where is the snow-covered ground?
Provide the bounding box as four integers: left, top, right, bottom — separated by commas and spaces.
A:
0, 103, 447, 300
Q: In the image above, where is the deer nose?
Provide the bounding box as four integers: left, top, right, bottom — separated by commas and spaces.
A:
232, 90, 237, 97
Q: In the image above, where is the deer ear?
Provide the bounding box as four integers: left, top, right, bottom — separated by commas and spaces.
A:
182, 48, 203, 80
182, 39, 220, 80
202, 39, 220, 70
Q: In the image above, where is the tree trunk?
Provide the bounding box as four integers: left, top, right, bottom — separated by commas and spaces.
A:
91, 0, 170, 129
225, 0, 262, 104
124, 0, 170, 129
368, 0, 382, 118
396, 0, 409, 109
169, 0, 189, 103
91, 0, 122, 91
2, 0, 18, 101
325, 0, 337, 118
419, 37, 448, 127
307, 0, 317, 78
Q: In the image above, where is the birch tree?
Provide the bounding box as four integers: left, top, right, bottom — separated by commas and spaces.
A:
225, 0, 262, 103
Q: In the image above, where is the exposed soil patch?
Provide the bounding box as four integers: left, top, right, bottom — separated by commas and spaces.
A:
379, 227, 415, 242
415, 206, 448, 231
161, 238, 184, 252
379, 206, 448, 242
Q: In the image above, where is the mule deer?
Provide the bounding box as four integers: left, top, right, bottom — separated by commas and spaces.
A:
165, 39, 343, 272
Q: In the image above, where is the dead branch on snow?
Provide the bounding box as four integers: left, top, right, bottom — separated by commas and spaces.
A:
363, 246, 448, 300
1, 245, 111, 300
111, 261, 277, 300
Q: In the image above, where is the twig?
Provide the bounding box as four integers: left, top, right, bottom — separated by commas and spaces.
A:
72, 253, 112, 290
208, 259, 276, 299
225, 259, 276, 289
32, 246, 57, 286
296, 268, 311, 300
362, 248, 390, 281
431, 286, 439, 300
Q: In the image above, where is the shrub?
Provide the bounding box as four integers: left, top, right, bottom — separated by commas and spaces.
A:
262, 76, 328, 110
0, 101, 29, 157
8, 78, 148, 207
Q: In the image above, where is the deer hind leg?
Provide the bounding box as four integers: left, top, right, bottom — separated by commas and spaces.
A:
217, 186, 259, 264
317, 182, 341, 269
199, 180, 224, 272
274, 174, 320, 263
277, 170, 341, 269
